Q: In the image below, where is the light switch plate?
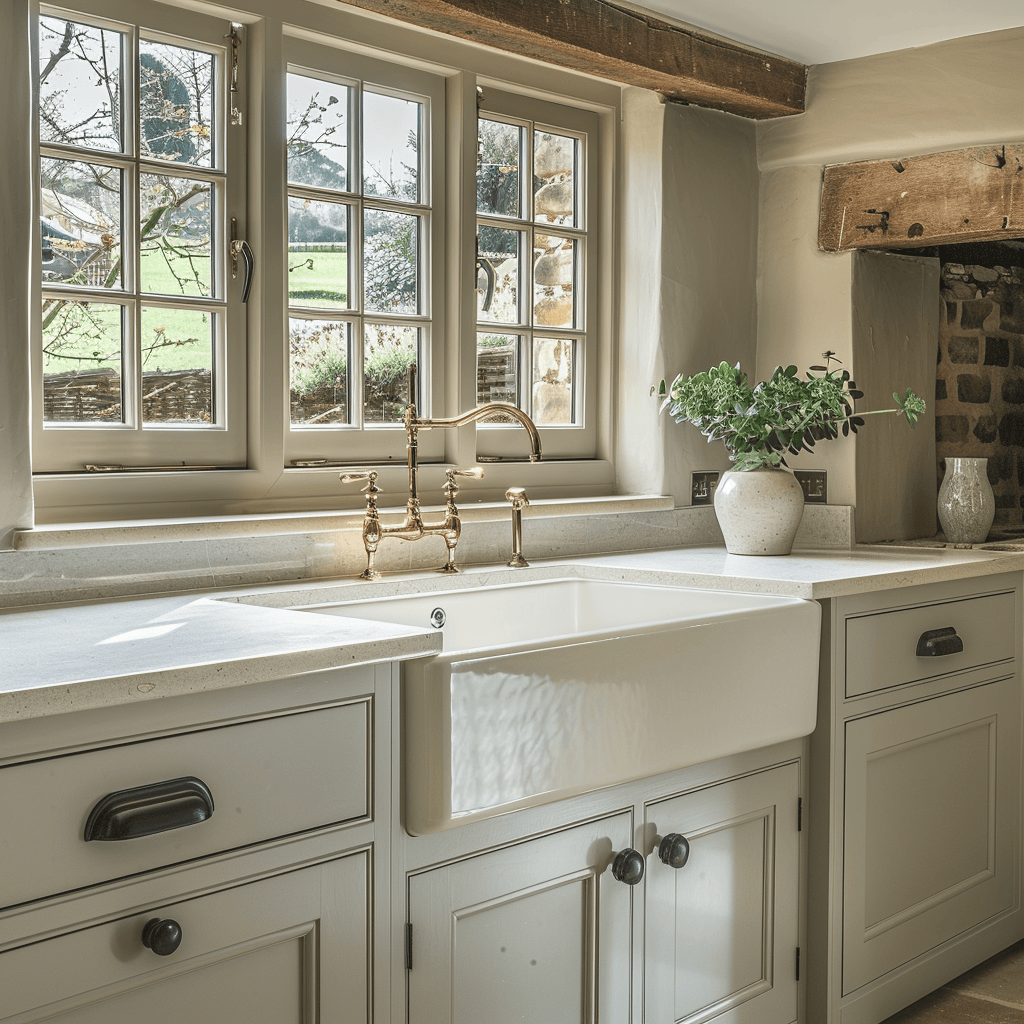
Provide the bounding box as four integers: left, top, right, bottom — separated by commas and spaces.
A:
691, 471, 720, 506
794, 470, 827, 503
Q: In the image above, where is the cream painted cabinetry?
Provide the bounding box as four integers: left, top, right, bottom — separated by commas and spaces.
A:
808, 572, 1024, 1024
0, 664, 391, 1024
404, 757, 803, 1024
644, 762, 800, 1024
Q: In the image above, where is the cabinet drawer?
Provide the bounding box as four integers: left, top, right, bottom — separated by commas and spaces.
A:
0, 852, 369, 1022
845, 591, 1015, 697
0, 701, 369, 910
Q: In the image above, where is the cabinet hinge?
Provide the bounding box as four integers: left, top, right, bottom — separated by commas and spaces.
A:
798, 797, 803, 832
796, 946, 801, 981
405, 922, 413, 971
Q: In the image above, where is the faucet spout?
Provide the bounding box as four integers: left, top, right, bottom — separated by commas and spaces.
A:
412, 403, 543, 462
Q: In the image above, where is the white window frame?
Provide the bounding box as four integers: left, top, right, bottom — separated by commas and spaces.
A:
475, 86, 599, 462
26, 0, 619, 523
32, 0, 248, 473
282, 39, 446, 467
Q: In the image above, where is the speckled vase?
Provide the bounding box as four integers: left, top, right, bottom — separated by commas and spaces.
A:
713, 467, 805, 556
937, 457, 995, 544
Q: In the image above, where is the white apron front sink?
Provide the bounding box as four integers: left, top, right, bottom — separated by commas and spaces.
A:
298, 577, 821, 834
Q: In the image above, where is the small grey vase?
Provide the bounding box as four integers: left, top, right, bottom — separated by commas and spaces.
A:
937, 457, 995, 544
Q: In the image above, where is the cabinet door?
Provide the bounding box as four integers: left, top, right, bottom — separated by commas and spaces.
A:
644, 762, 800, 1024
0, 852, 369, 1023
843, 677, 1020, 995
407, 812, 633, 1024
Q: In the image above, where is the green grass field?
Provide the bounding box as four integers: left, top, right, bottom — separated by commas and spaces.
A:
42, 248, 350, 377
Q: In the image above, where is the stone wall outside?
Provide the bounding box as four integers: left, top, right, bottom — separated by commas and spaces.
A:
936, 262, 1024, 526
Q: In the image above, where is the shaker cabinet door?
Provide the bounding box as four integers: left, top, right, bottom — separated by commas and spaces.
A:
0, 852, 370, 1024
407, 812, 633, 1024
842, 677, 1020, 995
644, 762, 801, 1024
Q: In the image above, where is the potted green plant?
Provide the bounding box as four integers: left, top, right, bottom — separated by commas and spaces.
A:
657, 354, 926, 555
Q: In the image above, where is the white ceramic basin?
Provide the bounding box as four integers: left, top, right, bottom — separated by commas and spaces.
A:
299, 577, 821, 834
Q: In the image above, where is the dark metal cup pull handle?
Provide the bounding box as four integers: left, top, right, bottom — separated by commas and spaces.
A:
84, 776, 214, 841
916, 626, 964, 658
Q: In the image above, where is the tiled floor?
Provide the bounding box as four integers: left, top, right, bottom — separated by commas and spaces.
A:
881, 939, 1024, 1023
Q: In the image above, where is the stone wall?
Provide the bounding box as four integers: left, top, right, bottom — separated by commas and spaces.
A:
936, 262, 1024, 526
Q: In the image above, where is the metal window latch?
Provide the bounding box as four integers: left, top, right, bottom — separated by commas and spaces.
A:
230, 218, 254, 303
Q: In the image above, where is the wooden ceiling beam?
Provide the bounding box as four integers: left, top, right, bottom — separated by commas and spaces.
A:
336, 0, 806, 119
820, 145, 1024, 252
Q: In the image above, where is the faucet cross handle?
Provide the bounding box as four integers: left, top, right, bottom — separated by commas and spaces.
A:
341, 470, 382, 510
341, 469, 380, 491
443, 466, 484, 499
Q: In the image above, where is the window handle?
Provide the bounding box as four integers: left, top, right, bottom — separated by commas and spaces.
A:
230, 218, 254, 303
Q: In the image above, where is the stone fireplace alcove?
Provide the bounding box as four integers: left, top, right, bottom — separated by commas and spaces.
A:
933, 247, 1024, 537
820, 144, 1024, 544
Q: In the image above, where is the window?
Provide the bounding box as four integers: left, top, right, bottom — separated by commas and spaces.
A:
34, 1, 247, 473
475, 89, 595, 459
27, 1, 616, 518
283, 42, 445, 465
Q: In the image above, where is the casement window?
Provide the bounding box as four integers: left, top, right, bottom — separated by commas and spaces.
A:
475, 89, 598, 461
27, 0, 612, 516
33, 0, 247, 473
283, 41, 446, 466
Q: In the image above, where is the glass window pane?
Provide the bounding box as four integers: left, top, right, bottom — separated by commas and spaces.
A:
140, 175, 213, 298
288, 197, 349, 309
362, 91, 421, 203
290, 318, 350, 425
533, 338, 575, 425
363, 209, 419, 314
41, 298, 124, 423
533, 235, 576, 329
477, 119, 521, 218
363, 323, 417, 424
140, 306, 214, 424
41, 159, 122, 290
533, 131, 577, 227
477, 333, 520, 423
39, 16, 123, 153
477, 226, 523, 324
287, 73, 350, 191
139, 40, 215, 168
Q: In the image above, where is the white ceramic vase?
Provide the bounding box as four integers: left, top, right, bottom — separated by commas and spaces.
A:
937, 457, 995, 544
713, 466, 805, 555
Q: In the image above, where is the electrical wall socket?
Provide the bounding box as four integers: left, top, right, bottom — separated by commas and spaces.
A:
691, 471, 720, 506
794, 470, 827, 504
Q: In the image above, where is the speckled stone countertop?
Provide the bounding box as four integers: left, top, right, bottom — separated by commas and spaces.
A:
3, 544, 1023, 723
0, 594, 439, 723
231, 543, 1024, 606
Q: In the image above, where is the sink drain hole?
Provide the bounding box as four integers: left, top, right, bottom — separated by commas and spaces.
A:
430, 607, 446, 629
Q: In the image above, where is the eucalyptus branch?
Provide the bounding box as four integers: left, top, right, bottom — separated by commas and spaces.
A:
658, 358, 926, 472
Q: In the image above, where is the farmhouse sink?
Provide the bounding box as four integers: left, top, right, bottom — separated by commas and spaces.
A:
297, 577, 821, 834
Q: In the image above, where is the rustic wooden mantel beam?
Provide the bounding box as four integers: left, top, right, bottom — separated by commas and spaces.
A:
336, 0, 806, 119
820, 145, 1024, 252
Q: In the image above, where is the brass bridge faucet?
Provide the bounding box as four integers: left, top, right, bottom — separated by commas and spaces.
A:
342, 366, 542, 580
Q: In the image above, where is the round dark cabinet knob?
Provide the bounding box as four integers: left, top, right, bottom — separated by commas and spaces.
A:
658, 833, 690, 870
611, 848, 645, 885
142, 917, 182, 956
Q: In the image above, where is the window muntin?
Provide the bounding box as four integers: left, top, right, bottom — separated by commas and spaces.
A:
474, 92, 595, 456
34, 2, 246, 471
283, 42, 444, 463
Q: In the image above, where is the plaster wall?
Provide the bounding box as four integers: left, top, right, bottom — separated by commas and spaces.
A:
617, 97, 759, 504
755, 27, 1024, 516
